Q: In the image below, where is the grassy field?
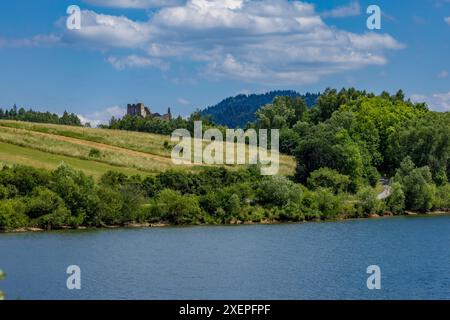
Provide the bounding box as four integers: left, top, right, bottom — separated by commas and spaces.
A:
0, 142, 146, 178
0, 120, 296, 178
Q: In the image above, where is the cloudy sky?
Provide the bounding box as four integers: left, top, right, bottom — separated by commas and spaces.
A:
0, 0, 449, 125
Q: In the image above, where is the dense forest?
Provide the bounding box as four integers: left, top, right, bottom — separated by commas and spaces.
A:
0, 105, 81, 126
201, 90, 319, 128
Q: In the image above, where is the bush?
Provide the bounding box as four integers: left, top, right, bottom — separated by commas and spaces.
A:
0, 200, 28, 230
257, 176, 302, 207
100, 171, 128, 188
157, 170, 193, 194
435, 184, 450, 210
24, 187, 67, 219
88, 148, 101, 158
49, 163, 96, 217
37, 206, 71, 230
0, 165, 50, 196
394, 159, 436, 212
356, 187, 384, 216
364, 166, 381, 188
0, 185, 8, 199
119, 185, 145, 222
307, 167, 351, 194
95, 187, 124, 226
312, 188, 344, 219
150, 189, 202, 225
386, 182, 405, 215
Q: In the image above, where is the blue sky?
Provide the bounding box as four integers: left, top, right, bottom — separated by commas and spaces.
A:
0, 0, 449, 125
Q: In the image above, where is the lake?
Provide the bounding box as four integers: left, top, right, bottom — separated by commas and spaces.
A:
1, 215, 450, 300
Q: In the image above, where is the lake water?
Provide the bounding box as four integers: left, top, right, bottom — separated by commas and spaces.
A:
1, 215, 450, 300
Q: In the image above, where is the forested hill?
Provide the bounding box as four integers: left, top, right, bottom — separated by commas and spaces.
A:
202, 90, 320, 128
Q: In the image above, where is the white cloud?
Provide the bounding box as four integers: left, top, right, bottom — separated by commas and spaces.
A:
0, 34, 60, 48
56, 0, 404, 84
78, 106, 126, 127
438, 70, 449, 78
430, 92, 450, 111
107, 55, 169, 70
321, 1, 361, 18
411, 92, 450, 112
177, 98, 190, 105
82, 0, 184, 9
445, 17, 450, 25
62, 10, 152, 48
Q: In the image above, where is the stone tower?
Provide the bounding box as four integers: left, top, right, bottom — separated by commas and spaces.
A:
127, 103, 150, 117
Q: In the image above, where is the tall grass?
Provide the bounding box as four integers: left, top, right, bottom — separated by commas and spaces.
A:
0, 120, 296, 176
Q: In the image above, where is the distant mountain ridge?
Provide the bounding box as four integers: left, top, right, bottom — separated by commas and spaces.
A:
202, 90, 320, 128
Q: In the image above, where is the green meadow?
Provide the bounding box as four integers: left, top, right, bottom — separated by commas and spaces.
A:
0, 120, 296, 178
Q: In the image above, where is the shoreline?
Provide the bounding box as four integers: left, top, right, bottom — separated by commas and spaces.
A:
2, 210, 450, 234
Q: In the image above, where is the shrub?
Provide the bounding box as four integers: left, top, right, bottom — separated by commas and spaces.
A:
0, 200, 29, 230
0, 185, 8, 199
157, 170, 192, 194
95, 187, 124, 226
37, 206, 71, 230
0, 165, 50, 196
257, 176, 302, 207
24, 187, 67, 219
88, 148, 101, 158
100, 171, 128, 188
119, 185, 145, 222
150, 189, 202, 225
434, 184, 450, 210
312, 188, 344, 219
307, 167, 351, 194
386, 182, 405, 215
49, 163, 96, 216
356, 187, 384, 216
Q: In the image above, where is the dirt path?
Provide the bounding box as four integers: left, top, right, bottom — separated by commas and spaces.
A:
377, 178, 392, 200
0, 125, 193, 165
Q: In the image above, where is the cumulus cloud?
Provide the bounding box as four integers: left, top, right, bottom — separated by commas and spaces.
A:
56, 0, 404, 84
61, 10, 152, 48
321, 1, 361, 18
411, 92, 450, 112
78, 106, 126, 127
445, 17, 450, 24
82, 0, 184, 9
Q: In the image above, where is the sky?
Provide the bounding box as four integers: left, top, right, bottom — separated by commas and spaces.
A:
0, 0, 449, 125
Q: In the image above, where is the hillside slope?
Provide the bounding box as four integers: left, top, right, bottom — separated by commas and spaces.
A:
202, 90, 319, 128
0, 120, 296, 178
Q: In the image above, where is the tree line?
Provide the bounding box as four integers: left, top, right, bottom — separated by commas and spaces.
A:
0, 105, 81, 126
0, 161, 448, 231
104, 110, 225, 136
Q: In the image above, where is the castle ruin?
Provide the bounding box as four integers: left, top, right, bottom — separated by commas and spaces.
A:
127, 103, 172, 120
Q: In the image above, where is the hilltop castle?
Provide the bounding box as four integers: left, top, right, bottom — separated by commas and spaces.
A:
127, 103, 172, 120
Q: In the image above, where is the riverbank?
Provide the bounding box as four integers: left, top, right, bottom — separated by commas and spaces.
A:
3, 210, 449, 234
